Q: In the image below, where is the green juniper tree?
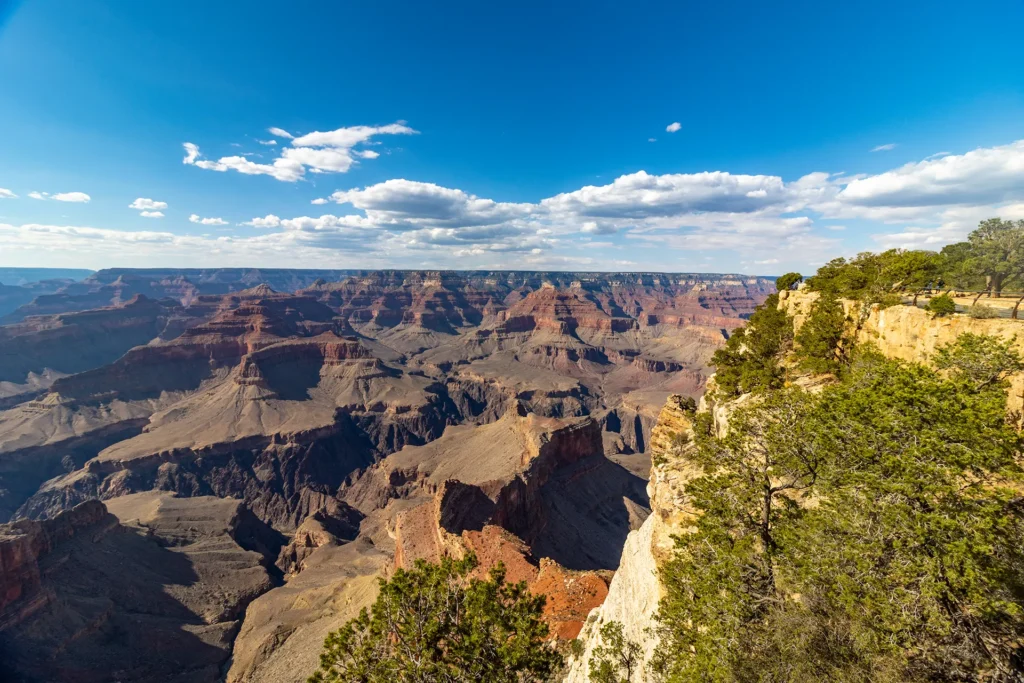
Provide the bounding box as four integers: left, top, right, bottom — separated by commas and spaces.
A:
655, 338, 1024, 682
310, 553, 560, 683
589, 621, 644, 683
793, 292, 850, 374
710, 294, 794, 398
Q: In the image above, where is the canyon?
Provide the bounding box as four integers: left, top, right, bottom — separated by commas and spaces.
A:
0, 267, 771, 682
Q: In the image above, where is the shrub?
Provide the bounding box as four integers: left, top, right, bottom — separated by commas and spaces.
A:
966, 303, 1000, 319
711, 294, 794, 398
794, 292, 850, 374
927, 293, 957, 317
309, 553, 560, 683
588, 621, 643, 683
774, 272, 802, 292
655, 343, 1024, 681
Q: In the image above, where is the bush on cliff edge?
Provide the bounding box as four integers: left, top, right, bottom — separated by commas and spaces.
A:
309, 553, 561, 683
655, 337, 1024, 682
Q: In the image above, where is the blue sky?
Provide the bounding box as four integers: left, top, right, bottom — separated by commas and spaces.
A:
0, 0, 1022, 273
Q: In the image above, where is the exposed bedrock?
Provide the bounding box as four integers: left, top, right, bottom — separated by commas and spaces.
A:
0, 495, 279, 683
15, 402, 454, 529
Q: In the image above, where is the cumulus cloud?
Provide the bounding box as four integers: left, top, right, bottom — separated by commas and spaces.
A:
129, 197, 168, 211
189, 214, 228, 226
837, 140, 1024, 209
28, 191, 46, 200
0, 188, 15, 199
139, 211, 164, 218
871, 143, 897, 152
183, 122, 416, 182
541, 170, 789, 217
666, 122, 682, 133
581, 221, 617, 235
328, 179, 534, 229
243, 214, 283, 228
22, 137, 1024, 273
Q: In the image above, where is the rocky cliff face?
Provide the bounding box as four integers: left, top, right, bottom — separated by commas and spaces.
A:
564, 394, 700, 682
0, 494, 279, 682
779, 289, 1024, 415
567, 298, 1024, 679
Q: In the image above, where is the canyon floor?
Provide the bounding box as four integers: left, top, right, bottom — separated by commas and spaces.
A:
0, 268, 770, 683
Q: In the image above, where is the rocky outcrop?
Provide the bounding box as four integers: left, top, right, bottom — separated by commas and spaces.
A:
565, 394, 700, 682
0, 494, 277, 682
779, 290, 1024, 415
0, 295, 180, 395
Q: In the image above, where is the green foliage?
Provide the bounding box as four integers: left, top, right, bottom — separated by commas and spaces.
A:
711, 294, 794, 398
805, 249, 941, 306
774, 272, 803, 292
793, 292, 850, 374
309, 553, 560, 683
934, 332, 1024, 392
966, 303, 1000, 319
927, 292, 957, 317
951, 218, 1024, 296
803, 219, 1024, 303
588, 621, 643, 683
655, 340, 1024, 682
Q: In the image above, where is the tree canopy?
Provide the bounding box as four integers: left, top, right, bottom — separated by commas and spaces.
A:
710, 293, 794, 399
654, 340, 1024, 682
310, 553, 561, 683
804, 217, 1024, 301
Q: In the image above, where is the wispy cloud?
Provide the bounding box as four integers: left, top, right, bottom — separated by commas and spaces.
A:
183, 122, 416, 182
28, 191, 91, 202
871, 143, 897, 152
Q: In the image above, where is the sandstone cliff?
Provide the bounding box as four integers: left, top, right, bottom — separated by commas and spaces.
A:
779, 289, 1024, 415
567, 298, 1024, 680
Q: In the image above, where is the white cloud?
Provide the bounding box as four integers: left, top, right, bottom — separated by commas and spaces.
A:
871, 143, 897, 152
257, 139, 278, 146
0, 188, 15, 199
183, 142, 305, 182
243, 214, 283, 228
29, 191, 92, 202
581, 221, 617, 235
542, 170, 789, 217
183, 122, 416, 182
648, 138, 657, 143
754, 258, 780, 265
50, 192, 91, 203
189, 214, 228, 225
328, 179, 533, 229
311, 198, 328, 205
666, 122, 682, 133
129, 197, 168, 211
139, 211, 164, 218
836, 140, 1024, 210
